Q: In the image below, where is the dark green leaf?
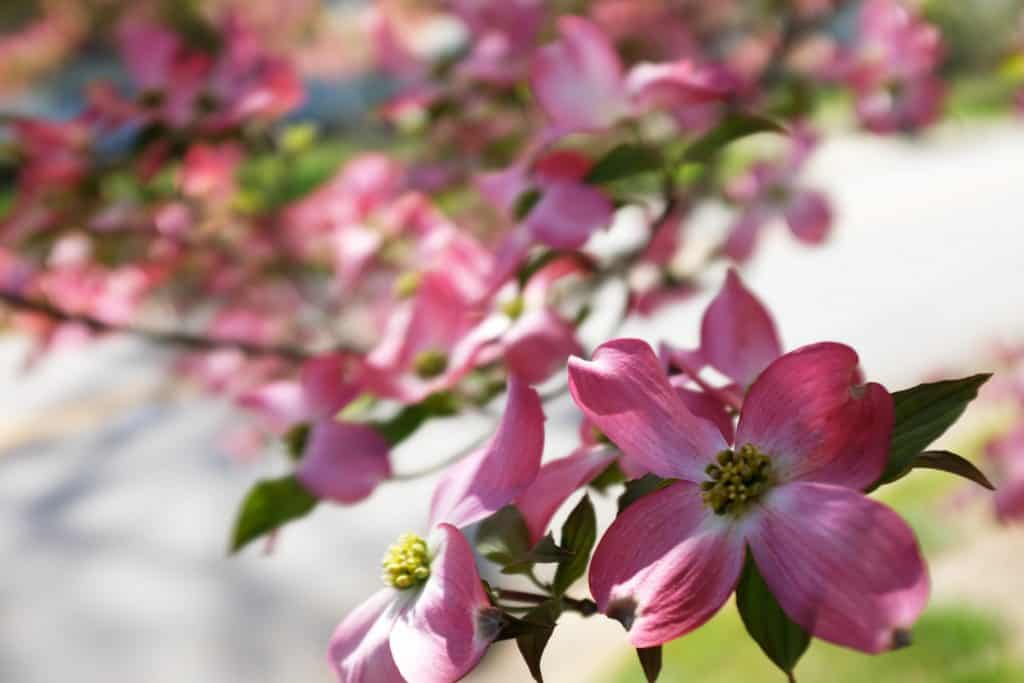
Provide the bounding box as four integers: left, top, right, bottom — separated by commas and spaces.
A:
370, 391, 460, 446
515, 600, 562, 683
585, 143, 663, 185
681, 113, 785, 164
617, 474, 673, 513
229, 475, 318, 553
514, 188, 543, 220
636, 646, 663, 683
589, 461, 627, 493
502, 533, 574, 575
477, 505, 532, 567
282, 422, 310, 461
736, 554, 810, 677
552, 495, 597, 594
912, 450, 995, 490
871, 374, 992, 489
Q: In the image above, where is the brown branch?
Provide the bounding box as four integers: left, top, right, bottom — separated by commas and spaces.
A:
0, 290, 318, 362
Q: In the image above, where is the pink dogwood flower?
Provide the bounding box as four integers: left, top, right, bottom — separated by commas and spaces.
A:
724, 125, 832, 262
569, 338, 929, 653
362, 270, 500, 403
987, 424, 1024, 523
240, 354, 392, 504
487, 256, 586, 385
530, 16, 732, 135
839, 0, 945, 133
328, 377, 545, 682
478, 147, 614, 290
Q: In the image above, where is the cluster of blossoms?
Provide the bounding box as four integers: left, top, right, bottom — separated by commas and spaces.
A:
0, 1, 1006, 681
982, 346, 1024, 524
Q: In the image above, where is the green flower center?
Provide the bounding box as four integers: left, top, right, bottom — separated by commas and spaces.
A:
393, 271, 422, 299
501, 295, 525, 320
412, 349, 448, 379
701, 444, 775, 517
381, 533, 431, 589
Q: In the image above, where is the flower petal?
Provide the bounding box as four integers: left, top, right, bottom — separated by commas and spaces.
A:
517, 445, 618, 544
749, 482, 929, 653
589, 482, 745, 647
503, 308, 583, 385
390, 524, 495, 682
525, 181, 613, 250
297, 421, 392, 504
736, 342, 893, 490
700, 268, 782, 389
429, 376, 545, 528
530, 16, 627, 132
300, 353, 361, 421
723, 209, 767, 263
785, 190, 832, 245
568, 338, 727, 481
675, 385, 736, 444
328, 588, 405, 683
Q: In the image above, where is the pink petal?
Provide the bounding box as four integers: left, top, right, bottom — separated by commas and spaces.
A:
237, 380, 306, 432
389, 524, 495, 682
328, 588, 405, 683
530, 16, 628, 132
297, 421, 392, 504
525, 181, 613, 250
723, 209, 767, 263
749, 482, 929, 653
300, 354, 361, 421
996, 478, 1024, 524
517, 446, 618, 544
429, 376, 545, 528
503, 308, 583, 385
736, 342, 893, 490
785, 190, 832, 245
568, 339, 727, 481
699, 268, 782, 389
626, 60, 734, 113
675, 385, 736, 444
588, 482, 745, 647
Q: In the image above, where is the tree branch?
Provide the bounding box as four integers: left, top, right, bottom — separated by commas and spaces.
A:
0, 290, 319, 362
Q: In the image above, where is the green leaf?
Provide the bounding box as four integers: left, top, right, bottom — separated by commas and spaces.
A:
617, 474, 673, 513
515, 600, 562, 683
911, 450, 995, 490
477, 505, 532, 567
552, 495, 597, 594
584, 143, 663, 185
514, 188, 543, 220
736, 554, 810, 678
636, 646, 663, 683
871, 374, 992, 489
589, 461, 627, 493
282, 422, 310, 461
370, 391, 460, 446
681, 113, 785, 164
229, 475, 318, 553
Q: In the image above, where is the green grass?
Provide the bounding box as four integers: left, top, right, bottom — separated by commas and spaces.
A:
609, 603, 1024, 683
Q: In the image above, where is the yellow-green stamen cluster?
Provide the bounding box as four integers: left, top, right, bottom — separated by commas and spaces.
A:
501, 296, 525, 320
393, 271, 422, 299
701, 444, 774, 516
381, 533, 431, 589
412, 349, 448, 379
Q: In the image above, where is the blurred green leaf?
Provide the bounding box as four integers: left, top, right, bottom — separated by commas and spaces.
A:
229, 475, 317, 553
585, 144, 664, 185
681, 113, 785, 164
736, 554, 810, 678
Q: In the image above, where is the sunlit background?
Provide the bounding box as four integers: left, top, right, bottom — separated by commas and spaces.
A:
2, 1, 1024, 682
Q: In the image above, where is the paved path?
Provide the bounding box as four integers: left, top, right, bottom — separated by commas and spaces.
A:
2, 123, 1023, 682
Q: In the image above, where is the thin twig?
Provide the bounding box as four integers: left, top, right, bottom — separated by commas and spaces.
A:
0, 290, 319, 361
